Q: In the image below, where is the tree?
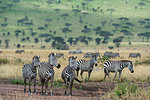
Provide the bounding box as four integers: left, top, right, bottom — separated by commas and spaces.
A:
67, 37, 73, 46
99, 31, 113, 44
144, 32, 150, 42
65, 22, 72, 28
113, 36, 124, 47
61, 14, 69, 21
4, 39, 10, 49
138, 20, 146, 28
144, 25, 150, 31
112, 23, 121, 31
0, 40, 2, 46
138, 2, 145, 9
17, 43, 21, 49
45, 18, 53, 24
101, 21, 107, 27
82, 12, 88, 18
72, 9, 80, 16
93, 26, 102, 35
62, 27, 72, 38
137, 33, 145, 42
106, 8, 115, 17
81, 25, 91, 36
118, 17, 129, 24
34, 38, 39, 43
120, 30, 133, 45
95, 38, 101, 45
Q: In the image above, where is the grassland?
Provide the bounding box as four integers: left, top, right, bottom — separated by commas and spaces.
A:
0, 0, 150, 49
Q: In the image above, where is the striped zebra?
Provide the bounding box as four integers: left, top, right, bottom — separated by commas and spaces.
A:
61, 56, 81, 96
22, 55, 40, 93
38, 53, 61, 96
76, 55, 98, 80
103, 60, 134, 81
129, 53, 141, 58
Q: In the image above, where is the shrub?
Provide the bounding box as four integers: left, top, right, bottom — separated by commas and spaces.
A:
10, 79, 24, 85
0, 58, 9, 65
99, 56, 109, 63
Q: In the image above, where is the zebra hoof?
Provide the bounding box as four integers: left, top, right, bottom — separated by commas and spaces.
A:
40, 93, 43, 95
28, 91, 31, 93
33, 91, 37, 94
45, 94, 48, 96
50, 93, 53, 96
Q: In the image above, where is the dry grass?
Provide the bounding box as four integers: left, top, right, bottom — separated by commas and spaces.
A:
0, 49, 150, 82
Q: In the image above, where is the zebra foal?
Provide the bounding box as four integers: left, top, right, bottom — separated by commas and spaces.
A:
76, 55, 98, 80
22, 55, 40, 93
61, 56, 81, 96
38, 53, 61, 96
103, 60, 134, 81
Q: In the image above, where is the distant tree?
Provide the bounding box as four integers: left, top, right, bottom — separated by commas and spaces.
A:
61, 14, 69, 21
22, 29, 25, 36
7, 32, 10, 36
118, 17, 129, 24
67, 37, 74, 46
21, 38, 26, 42
72, 9, 80, 16
99, 31, 113, 44
34, 38, 39, 43
112, 23, 121, 31
45, 18, 53, 24
62, 27, 72, 38
138, 20, 146, 28
31, 32, 37, 37
17, 43, 21, 49
113, 36, 124, 47
0, 40, 2, 46
108, 46, 114, 50
65, 22, 72, 28
101, 21, 107, 27
120, 30, 133, 45
82, 12, 88, 18
81, 25, 91, 36
144, 25, 150, 31
45, 38, 51, 43
4, 39, 10, 49
93, 26, 102, 35
26, 37, 30, 41
144, 32, 150, 42
81, 2, 86, 9
53, 31, 56, 34
125, 22, 135, 30
137, 33, 145, 42
106, 8, 115, 17
95, 38, 101, 45
13, 0, 20, 5
138, 2, 145, 9
15, 33, 19, 38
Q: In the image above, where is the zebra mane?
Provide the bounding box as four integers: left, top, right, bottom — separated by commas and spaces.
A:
69, 56, 77, 61
121, 60, 132, 62
33, 55, 39, 60
48, 52, 55, 57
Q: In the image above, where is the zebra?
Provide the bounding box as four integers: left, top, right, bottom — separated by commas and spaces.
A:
38, 53, 61, 96
83, 52, 100, 58
61, 56, 81, 96
103, 60, 134, 81
76, 55, 98, 80
22, 55, 40, 93
129, 53, 141, 58
109, 53, 120, 58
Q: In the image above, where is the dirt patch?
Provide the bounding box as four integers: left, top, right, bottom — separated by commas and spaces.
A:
0, 79, 150, 100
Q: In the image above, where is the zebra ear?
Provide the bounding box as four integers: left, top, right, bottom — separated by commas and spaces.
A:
75, 56, 77, 59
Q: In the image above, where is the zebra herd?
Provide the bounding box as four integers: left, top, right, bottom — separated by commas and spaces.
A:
22, 52, 135, 96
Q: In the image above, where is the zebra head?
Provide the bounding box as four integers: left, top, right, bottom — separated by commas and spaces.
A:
91, 55, 98, 66
32, 55, 40, 67
69, 56, 78, 70
48, 53, 61, 68
128, 61, 134, 73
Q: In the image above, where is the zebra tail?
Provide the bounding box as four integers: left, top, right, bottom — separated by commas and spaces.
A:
75, 78, 82, 83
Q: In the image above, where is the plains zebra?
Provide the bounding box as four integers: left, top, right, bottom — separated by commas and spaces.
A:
61, 56, 81, 96
109, 53, 120, 58
22, 55, 40, 93
103, 60, 134, 81
38, 53, 61, 96
83, 52, 100, 58
76, 55, 98, 80
129, 53, 141, 58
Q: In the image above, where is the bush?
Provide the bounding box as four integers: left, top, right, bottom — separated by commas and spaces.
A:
0, 58, 9, 65
99, 56, 109, 63
10, 79, 24, 85
54, 81, 62, 87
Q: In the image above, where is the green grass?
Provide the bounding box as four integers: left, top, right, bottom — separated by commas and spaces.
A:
0, 0, 150, 49
0, 58, 9, 65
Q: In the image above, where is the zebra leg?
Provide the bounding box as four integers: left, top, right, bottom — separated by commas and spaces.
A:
118, 71, 122, 82
33, 77, 36, 93
65, 78, 68, 96
40, 79, 45, 95
88, 70, 92, 81
69, 80, 73, 96
28, 78, 32, 93
76, 70, 79, 77
50, 77, 54, 96
45, 79, 49, 96
80, 71, 84, 80
24, 78, 26, 93
113, 71, 117, 81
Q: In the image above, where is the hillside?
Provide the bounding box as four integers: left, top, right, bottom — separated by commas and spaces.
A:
0, 0, 150, 49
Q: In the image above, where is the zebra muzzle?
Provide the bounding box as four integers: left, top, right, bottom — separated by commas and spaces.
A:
131, 70, 134, 73
95, 63, 97, 66
57, 64, 61, 68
